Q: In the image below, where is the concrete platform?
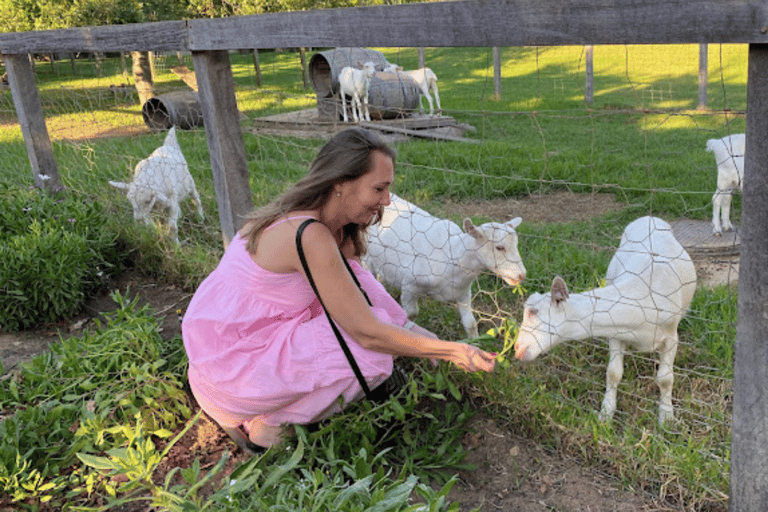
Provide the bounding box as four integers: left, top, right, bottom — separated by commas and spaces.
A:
251, 108, 475, 142
670, 219, 740, 258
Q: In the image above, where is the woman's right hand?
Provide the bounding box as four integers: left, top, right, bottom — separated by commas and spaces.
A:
449, 343, 496, 372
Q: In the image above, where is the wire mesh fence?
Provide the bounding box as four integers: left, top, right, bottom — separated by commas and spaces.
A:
0, 44, 745, 506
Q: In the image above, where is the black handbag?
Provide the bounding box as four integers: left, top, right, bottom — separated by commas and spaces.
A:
295, 218, 407, 403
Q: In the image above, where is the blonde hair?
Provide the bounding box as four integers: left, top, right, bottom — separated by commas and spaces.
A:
242, 127, 396, 256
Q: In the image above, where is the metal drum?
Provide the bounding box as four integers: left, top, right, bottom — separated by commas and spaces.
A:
310, 48, 420, 120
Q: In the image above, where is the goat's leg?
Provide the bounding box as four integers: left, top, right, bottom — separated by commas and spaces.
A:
432, 84, 441, 116
720, 189, 735, 232
599, 338, 625, 422
424, 92, 434, 116
399, 285, 420, 320
456, 288, 478, 338
167, 202, 181, 244
712, 189, 723, 234
362, 91, 371, 122
351, 93, 361, 123
656, 336, 678, 424
191, 187, 204, 219
341, 93, 349, 123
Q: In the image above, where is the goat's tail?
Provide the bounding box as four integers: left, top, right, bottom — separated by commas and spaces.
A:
163, 125, 179, 148
108, 180, 130, 191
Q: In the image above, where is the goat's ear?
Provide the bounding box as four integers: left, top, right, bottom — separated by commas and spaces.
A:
108, 180, 129, 191
507, 217, 522, 229
463, 218, 484, 240
550, 276, 570, 305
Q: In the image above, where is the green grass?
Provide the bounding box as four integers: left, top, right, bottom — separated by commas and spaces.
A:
0, 44, 744, 509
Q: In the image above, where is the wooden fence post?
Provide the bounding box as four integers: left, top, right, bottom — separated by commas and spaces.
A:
253, 49, 262, 87
585, 45, 594, 104
300, 47, 309, 90
730, 43, 768, 512
698, 43, 708, 109
192, 50, 254, 247
3, 53, 63, 193
493, 47, 501, 99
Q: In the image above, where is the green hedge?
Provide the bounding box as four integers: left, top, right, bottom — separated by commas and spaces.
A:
0, 185, 122, 331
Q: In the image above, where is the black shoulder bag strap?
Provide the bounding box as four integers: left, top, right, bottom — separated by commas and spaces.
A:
295, 218, 375, 400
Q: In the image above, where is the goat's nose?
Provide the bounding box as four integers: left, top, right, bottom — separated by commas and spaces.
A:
518, 272, 526, 282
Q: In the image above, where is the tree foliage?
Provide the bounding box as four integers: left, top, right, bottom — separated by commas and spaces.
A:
0, 0, 190, 33
0, 0, 399, 33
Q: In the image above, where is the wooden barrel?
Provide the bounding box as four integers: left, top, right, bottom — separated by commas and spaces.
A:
310, 48, 421, 120
367, 72, 421, 120
142, 90, 204, 131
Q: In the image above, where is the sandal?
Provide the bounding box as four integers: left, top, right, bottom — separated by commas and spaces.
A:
221, 425, 266, 456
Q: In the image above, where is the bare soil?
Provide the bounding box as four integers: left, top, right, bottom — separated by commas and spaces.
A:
0, 192, 730, 511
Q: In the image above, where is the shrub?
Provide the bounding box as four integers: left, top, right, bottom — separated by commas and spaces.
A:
0, 185, 122, 331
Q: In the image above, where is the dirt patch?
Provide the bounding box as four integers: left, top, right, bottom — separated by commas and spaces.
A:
434, 190, 627, 225
0, 270, 193, 373
452, 416, 669, 512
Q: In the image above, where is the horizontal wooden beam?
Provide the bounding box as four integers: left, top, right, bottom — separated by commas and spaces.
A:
0, 20, 188, 54
1, 0, 768, 55
188, 0, 768, 50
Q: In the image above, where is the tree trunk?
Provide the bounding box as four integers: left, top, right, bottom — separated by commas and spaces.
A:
119, 52, 128, 79
493, 46, 501, 99
131, 51, 156, 105
300, 48, 309, 90
253, 49, 262, 87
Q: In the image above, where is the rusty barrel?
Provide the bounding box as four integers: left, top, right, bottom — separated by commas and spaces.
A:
142, 90, 204, 131
310, 48, 421, 120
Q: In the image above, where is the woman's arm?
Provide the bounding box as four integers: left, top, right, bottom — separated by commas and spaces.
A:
298, 222, 495, 373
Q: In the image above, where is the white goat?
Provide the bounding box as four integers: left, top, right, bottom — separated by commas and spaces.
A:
707, 133, 745, 235
364, 193, 526, 338
109, 126, 203, 244
338, 61, 376, 123
514, 216, 696, 424
383, 64, 441, 116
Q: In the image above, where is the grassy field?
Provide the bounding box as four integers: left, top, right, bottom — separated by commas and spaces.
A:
0, 44, 744, 509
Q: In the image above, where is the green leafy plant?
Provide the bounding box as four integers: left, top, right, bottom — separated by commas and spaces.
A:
0, 185, 122, 331
0, 292, 190, 507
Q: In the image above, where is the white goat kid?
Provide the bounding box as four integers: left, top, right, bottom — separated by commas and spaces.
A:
338, 61, 376, 123
109, 126, 203, 244
707, 133, 745, 235
514, 216, 697, 424
384, 65, 441, 116
364, 193, 526, 338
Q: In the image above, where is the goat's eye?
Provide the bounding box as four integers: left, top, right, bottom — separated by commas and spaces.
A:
527, 308, 538, 320
495, 245, 506, 252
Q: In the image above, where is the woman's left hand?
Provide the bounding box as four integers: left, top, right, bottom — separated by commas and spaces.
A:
451, 343, 496, 372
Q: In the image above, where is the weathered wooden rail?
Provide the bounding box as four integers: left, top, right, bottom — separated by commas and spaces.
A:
2, 1, 768, 508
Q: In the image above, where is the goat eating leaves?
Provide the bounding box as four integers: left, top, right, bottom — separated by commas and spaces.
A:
514, 216, 697, 424
364, 193, 526, 338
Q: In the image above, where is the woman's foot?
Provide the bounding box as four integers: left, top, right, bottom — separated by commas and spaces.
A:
246, 416, 294, 448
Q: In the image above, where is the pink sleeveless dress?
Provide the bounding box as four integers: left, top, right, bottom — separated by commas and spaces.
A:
182, 219, 408, 429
